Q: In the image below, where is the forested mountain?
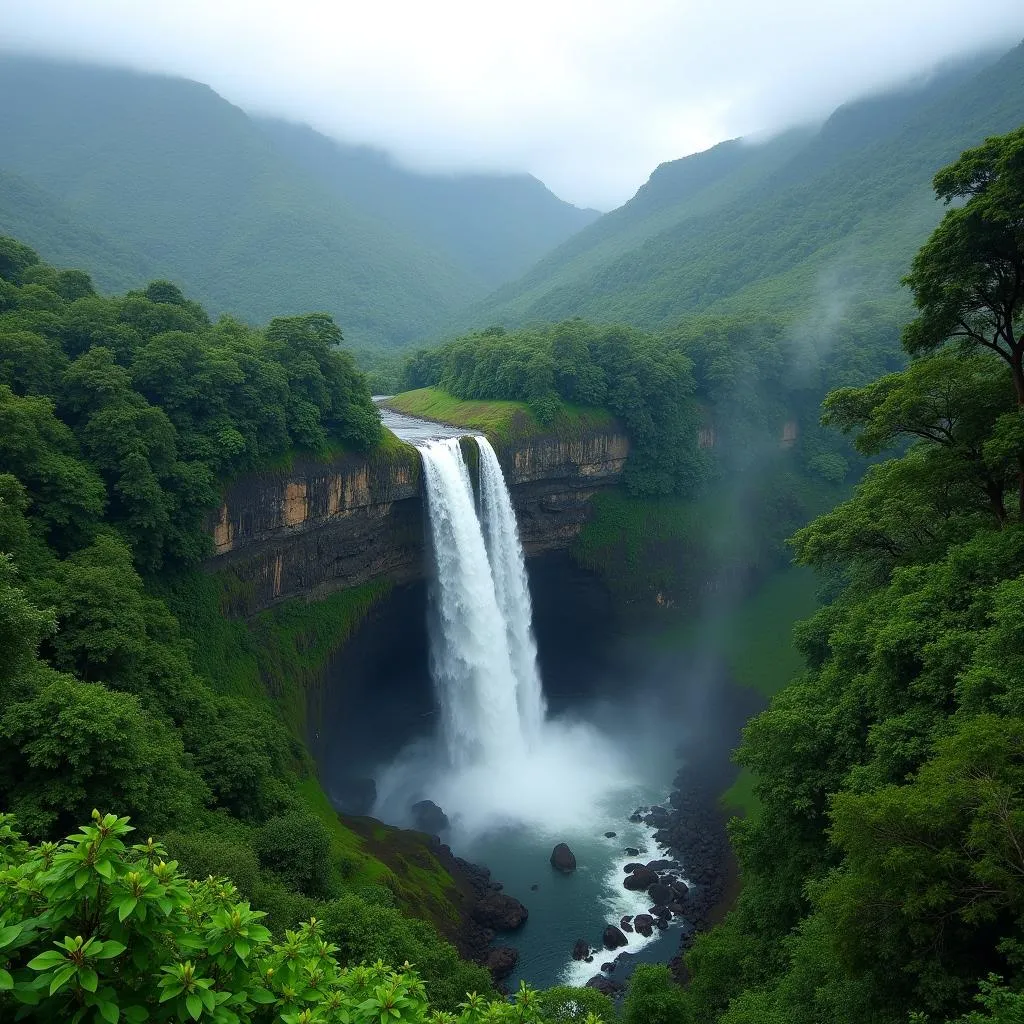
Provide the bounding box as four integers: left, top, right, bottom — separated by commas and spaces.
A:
475, 42, 1024, 331
257, 118, 599, 290
0, 55, 590, 349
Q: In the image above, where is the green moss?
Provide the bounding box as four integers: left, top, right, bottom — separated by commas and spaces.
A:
385, 386, 613, 444
163, 569, 391, 736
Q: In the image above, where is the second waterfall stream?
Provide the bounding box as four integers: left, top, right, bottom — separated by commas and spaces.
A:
418, 435, 545, 766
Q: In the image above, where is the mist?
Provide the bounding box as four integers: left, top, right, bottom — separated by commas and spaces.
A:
2, 1, 1023, 208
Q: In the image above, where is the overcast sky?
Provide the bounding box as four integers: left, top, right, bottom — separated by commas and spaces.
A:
3, 1, 1024, 209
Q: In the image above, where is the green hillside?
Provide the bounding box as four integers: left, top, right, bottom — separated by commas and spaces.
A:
474, 43, 1024, 330
258, 117, 599, 290
0, 55, 595, 350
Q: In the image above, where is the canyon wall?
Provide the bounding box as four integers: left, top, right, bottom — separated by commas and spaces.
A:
206, 429, 629, 613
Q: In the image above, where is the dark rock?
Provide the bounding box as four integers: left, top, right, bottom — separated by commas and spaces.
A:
629, 813, 643, 823
572, 938, 590, 961
648, 883, 673, 905
623, 867, 658, 891
601, 962, 615, 973
472, 892, 528, 931
550, 843, 577, 873
646, 859, 674, 871
585, 955, 594, 962
624, 847, 640, 856
620, 915, 633, 926
621, 921, 633, 933
327, 777, 376, 816
667, 902, 687, 917
530, 884, 539, 891
585, 975, 622, 995
649, 905, 670, 918
411, 800, 449, 834
486, 946, 518, 981
633, 914, 654, 937
671, 880, 689, 898
602, 924, 629, 949
604, 831, 617, 838
623, 862, 645, 873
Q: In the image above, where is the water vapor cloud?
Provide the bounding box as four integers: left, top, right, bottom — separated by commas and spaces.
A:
2, 0, 1023, 207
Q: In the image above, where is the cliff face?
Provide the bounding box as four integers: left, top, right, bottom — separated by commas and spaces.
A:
207, 430, 628, 613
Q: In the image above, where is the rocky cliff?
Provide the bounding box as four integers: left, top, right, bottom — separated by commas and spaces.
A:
206, 429, 629, 613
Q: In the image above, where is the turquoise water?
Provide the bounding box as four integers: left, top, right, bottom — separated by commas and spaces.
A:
456, 765, 683, 989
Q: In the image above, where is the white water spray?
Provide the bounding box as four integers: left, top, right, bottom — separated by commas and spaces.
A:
378, 429, 635, 837
476, 436, 547, 742
418, 437, 526, 765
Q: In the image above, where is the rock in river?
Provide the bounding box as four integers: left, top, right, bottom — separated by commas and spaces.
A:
550, 843, 577, 873
623, 867, 658, 891
633, 914, 654, 937
472, 892, 528, 931
572, 938, 590, 961
603, 925, 629, 950
486, 946, 518, 981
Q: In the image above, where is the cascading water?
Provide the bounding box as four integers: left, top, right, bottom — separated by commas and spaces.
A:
418, 437, 528, 765
476, 436, 547, 743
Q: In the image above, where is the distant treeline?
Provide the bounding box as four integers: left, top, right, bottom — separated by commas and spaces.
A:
400, 308, 903, 496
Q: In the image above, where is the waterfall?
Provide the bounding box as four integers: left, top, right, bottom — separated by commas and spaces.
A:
476, 436, 547, 742
418, 437, 528, 765
417, 435, 546, 766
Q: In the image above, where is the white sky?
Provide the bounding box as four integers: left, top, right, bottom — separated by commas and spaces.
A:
3, 0, 1024, 209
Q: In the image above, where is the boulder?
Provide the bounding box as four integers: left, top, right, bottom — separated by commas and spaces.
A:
623, 862, 645, 873
602, 925, 629, 950
550, 843, 577, 873
604, 831, 617, 838
472, 892, 528, 931
601, 962, 615, 973
486, 946, 518, 981
619, 915, 633, 926
648, 883, 674, 905
623, 867, 658, 891
671, 880, 690, 898
530, 884, 539, 891
646, 859, 674, 871
585, 975, 622, 995
410, 800, 449, 834
572, 939, 590, 961
624, 847, 640, 856
621, 921, 633, 933
667, 902, 687, 917
633, 914, 654, 937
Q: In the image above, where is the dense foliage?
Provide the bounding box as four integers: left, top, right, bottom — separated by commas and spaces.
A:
666, 126, 1024, 1024
0, 241, 513, 1010
403, 304, 901, 500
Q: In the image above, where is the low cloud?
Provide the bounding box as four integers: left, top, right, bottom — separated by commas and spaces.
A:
2, 0, 1023, 208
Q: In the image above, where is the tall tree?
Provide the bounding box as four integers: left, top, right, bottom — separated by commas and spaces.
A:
903, 127, 1024, 509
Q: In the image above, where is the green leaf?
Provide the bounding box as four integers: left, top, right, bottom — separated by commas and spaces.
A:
50, 963, 77, 995
94, 941, 126, 960
0, 924, 22, 949
233, 939, 249, 960
0, 969, 13, 991
98, 999, 119, 1024
75, 868, 91, 889
248, 988, 276, 1005
117, 898, 138, 922
123, 1007, 148, 1023
79, 968, 98, 993
186, 993, 202, 1020
28, 950, 66, 970
94, 860, 114, 881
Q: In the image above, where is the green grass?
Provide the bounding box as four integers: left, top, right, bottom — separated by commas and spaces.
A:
384, 386, 614, 444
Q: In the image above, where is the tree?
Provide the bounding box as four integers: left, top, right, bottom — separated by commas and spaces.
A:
903, 127, 1024, 509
